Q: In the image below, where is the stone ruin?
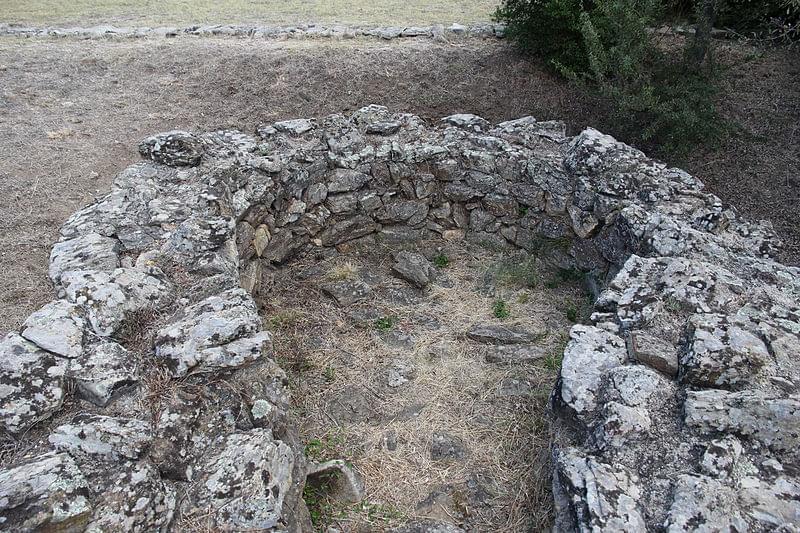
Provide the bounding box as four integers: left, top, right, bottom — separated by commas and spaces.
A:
0, 105, 798, 531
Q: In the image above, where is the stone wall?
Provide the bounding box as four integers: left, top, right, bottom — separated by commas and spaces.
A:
0, 105, 797, 531
0, 22, 506, 41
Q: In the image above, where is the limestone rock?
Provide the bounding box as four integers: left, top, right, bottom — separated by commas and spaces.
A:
320, 216, 380, 246
327, 168, 371, 193
557, 325, 627, 422
0, 452, 92, 531
392, 251, 437, 288
86, 460, 176, 532
50, 414, 150, 463
21, 300, 85, 359
466, 324, 542, 345
681, 313, 770, 389
187, 430, 298, 530
139, 130, 204, 167
306, 459, 365, 503
321, 279, 372, 306
273, 118, 315, 135
685, 389, 800, 463
62, 267, 173, 337
485, 344, 548, 364
68, 340, 138, 406
0, 333, 67, 434
49, 232, 120, 286
664, 475, 747, 532
554, 448, 646, 531
155, 288, 270, 376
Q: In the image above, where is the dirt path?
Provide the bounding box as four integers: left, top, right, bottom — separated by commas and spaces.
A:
262, 238, 586, 531
0, 36, 797, 337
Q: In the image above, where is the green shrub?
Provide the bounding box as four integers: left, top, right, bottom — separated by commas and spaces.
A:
494, 0, 588, 72
496, 0, 729, 155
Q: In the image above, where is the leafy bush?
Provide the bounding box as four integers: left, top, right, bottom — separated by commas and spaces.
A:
665, 0, 799, 37
495, 0, 728, 155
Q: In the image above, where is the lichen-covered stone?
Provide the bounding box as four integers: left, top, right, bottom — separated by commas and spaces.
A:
68, 340, 139, 406
0, 452, 92, 531
21, 300, 85, 358
681, 313, 770, 389
154, 287, 270, 376
49, 414, 150, 462
557, 325, 627, 422
61, 267, 173, 336
664, 475, 748, 532
49, 232, 120, 286
392, 251, 437, 288
186, 430, 298, 530
685, 389, 800, 463
0, 333, 67, 434
554, 448, 646, 531
139, 130, 204, 166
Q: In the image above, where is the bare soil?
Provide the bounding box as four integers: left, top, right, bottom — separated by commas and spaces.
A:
262, 238, 585, 531
0, 36, 797, 337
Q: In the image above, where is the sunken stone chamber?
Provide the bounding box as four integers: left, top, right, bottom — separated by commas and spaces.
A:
0, 105, 797, 531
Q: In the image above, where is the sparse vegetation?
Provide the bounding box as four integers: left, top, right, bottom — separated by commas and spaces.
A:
327, 261, 358, 281
433, 253, 450, 268
496, 255, 540, 289
374, 316, 396, 331
565, 303, 579, 323
268, 309, 304, 329
493, 299, 511, 319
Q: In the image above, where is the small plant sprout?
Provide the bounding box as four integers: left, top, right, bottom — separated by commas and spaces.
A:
493, 299, 511, 319
328, 261, 358, 281
433, 253, 449, 268
375, 316, 396, 331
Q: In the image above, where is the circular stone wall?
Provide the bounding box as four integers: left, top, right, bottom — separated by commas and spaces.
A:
0, 105, 798, 531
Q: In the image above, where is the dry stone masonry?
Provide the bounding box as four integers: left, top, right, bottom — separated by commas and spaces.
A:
0, 105, 797, 531
0, 22, 506, 41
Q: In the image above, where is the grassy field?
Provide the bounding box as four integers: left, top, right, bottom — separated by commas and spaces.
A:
2, 0, 500, 26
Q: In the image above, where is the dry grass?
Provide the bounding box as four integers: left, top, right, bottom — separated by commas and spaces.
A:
2, 0, 499, 27
263, 239, 584, 531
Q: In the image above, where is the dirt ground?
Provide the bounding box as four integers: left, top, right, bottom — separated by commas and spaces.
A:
0, 36, 797, 337
263, 238, 585, 531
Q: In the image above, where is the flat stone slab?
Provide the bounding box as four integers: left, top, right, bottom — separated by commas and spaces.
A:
49, 414, 151, 462
62, 267, 173, 336
21, 300, 85, 359
187, 430, 297, 530
321, 279, 372, 306
485, 344, 548, 364
466, 324, 543, 345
